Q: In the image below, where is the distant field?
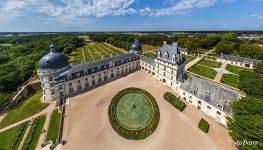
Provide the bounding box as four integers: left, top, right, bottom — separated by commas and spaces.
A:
0, 44, 12, 46
142, 45, 159, 53
72, 43, 124, 65
188, 64, 217, 79
197, 59, 222, 68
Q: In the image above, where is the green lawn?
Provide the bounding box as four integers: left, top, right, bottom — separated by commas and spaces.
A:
46, 109, 61, 143
72, 43, 124, 65
0, 122, 27, 150
197, 59, 222, 68
22, 115, 46, 150
0, 92, 14, 109
0, 90, 49, 129
221, 74, 240, 88
188, 64, 217, 79
184, 55, 196, 63
144, 52, 156, 59
142, 45, 159, 52
226, 64, 251, 74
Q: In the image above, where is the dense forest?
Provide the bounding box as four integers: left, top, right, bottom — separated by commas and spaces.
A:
0, 34, 84, 108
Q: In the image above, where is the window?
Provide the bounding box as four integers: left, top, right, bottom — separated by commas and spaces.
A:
59, 85, 63, 90
92, 75, 95, 79
172, 55, 176, 62
85, 78, 88, 81
59, 91, 64, 97
163, 72, 166, 76
50, 83, 54, 87
51, 90, 55, 94
85, 82, 89, 87
69, 87, 74, 93
171, 76, 173, 80
104, 76, 107, 81
49, 76, 53, 81
77, 80, 80, 84
78, 85, 82, 90
216, 111, 221, 115
98, 78, 101, 83
92, 80, 95, 85
198, 101, 201, 105
207, 106, 211, 109
189, 96, 192, 99
164, 52, 169, 59
164, 66, 166, 71
189, 100, 192, 103
69, 82, 72, 87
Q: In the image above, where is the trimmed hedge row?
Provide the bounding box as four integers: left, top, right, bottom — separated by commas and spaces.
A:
23, 118, 40, 150
108, 87, 160, 140
198, 118, 210, 133
10, 122, 28, 150
164, 92, 186, 111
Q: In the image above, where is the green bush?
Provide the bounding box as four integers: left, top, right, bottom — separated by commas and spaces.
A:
198, 118, 210, 133
164, 92, 186, 111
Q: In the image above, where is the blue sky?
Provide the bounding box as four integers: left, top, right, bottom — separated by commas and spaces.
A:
0, 0, 263, 32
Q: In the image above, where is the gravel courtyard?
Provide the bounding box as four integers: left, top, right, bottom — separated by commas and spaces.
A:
63, 70, 236, 150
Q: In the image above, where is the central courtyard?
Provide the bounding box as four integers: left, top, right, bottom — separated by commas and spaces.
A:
63, 70, 236, 150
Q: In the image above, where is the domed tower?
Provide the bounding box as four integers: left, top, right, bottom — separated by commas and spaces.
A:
37, 43, 69, 102
130, 39, 142, 54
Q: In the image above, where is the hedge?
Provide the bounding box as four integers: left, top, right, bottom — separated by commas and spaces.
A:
164, 92, 186, 111
198, 118, 210, 133
10, 122, 28, 150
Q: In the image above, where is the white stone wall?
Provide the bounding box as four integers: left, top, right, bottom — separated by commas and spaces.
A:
178, 88, 229, 126
216, 58, 253, 69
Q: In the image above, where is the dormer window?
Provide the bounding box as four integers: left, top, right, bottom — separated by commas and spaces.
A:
158, 51, 161, 58
172, 55, 176, 62
164, 52, 169, 60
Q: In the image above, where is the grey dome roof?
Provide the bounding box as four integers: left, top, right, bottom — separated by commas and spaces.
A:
131, 40, 142, 51
39, 44, 69, 71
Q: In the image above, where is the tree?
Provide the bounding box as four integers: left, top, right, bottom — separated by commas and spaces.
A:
227, 96, 263, 150
215, 41, 236, 55
239, 70, 263, 98
254, 62, 263, 74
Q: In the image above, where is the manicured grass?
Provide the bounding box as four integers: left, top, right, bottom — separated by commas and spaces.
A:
0, 122, 28, 149
198, 118, 210, 133
0, 90, 49, 129
144, 52, 156, 59
72, 43, 124, 65
46, 109, 61, 143
226, 64, 251, 74
188, 64, 217, 79
221, 74, 239, 88
197, 59, 222, 68
164, 92, 186, 111
23, 115, 46, 150
184, 55, 196, 63
141, 45, 159, 52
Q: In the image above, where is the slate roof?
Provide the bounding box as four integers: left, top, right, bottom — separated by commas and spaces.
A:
157, 43, 185, 65
180, 75, 240, 114
220, 53, 263, 64
139, 55, 155, 65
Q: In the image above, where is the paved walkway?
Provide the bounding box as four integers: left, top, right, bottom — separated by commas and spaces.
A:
214, 62, 228, 83
0, 103, 54, 133
81, 48, 86, 61
185, 49, 215, 70
86, 47, 94, 61
18, 121, 32, 150
36, 104, 55, 150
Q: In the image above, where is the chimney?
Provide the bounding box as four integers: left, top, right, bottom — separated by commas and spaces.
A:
163, 41, 167, 45
172, 42, 178, 46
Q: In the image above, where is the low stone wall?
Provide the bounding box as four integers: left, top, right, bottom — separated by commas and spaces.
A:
1, 78, 41, 112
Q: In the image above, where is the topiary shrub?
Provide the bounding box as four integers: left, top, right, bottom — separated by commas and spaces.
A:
198, 118, 210, 133
164, 92, 186, 111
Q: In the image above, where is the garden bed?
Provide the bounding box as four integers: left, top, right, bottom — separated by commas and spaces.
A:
164, 92, 186, 111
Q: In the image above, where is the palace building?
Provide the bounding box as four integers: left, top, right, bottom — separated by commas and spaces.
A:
38, 41, 241, 126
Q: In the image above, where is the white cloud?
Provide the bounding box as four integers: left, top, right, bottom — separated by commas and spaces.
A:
139, 0, 217, 16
